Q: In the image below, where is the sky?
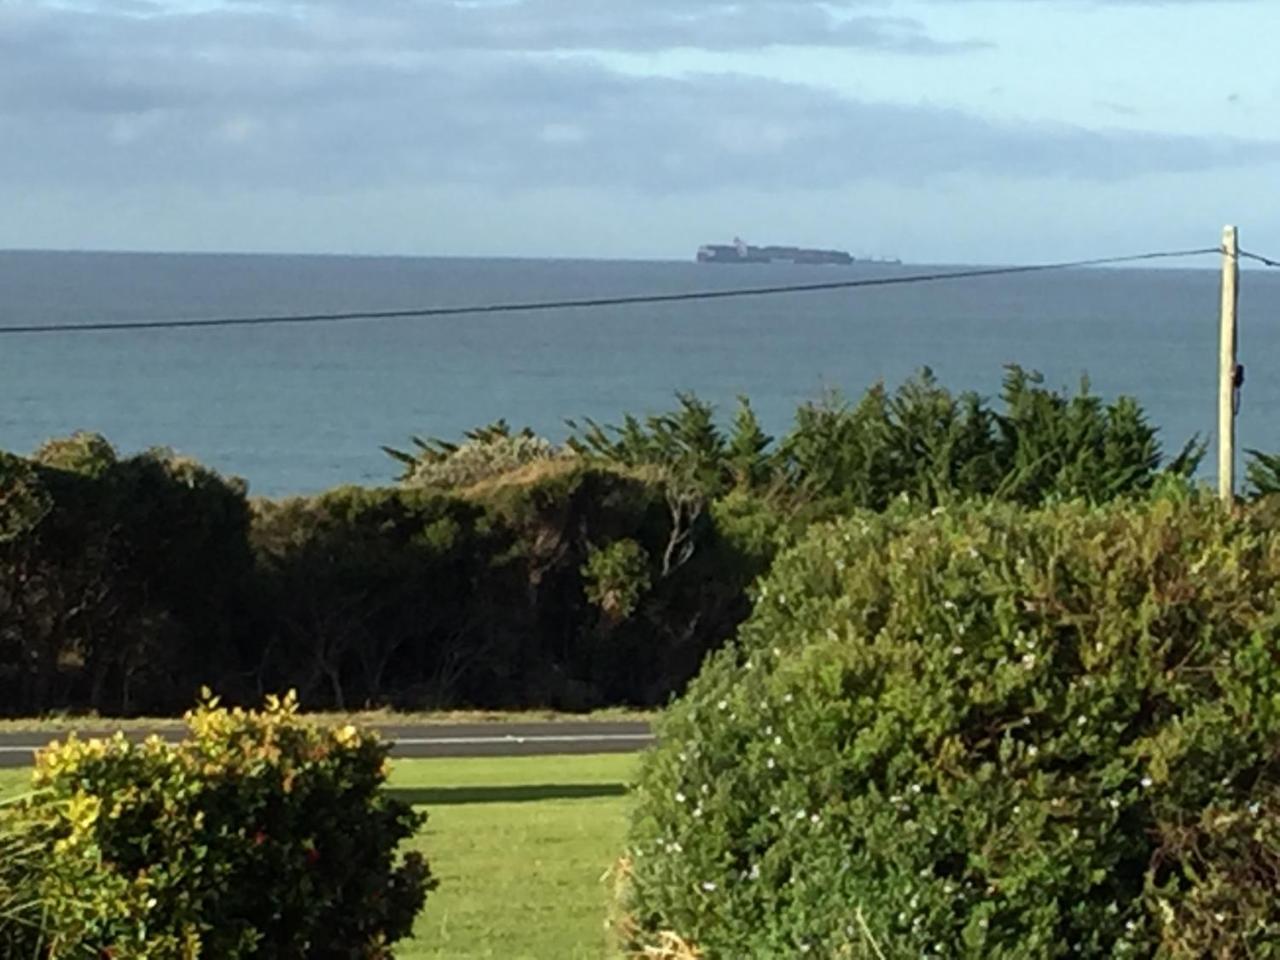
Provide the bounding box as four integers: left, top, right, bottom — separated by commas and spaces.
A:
1, 0, 1277, 262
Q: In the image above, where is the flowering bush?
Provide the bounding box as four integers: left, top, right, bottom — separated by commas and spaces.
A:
13, 692, 432, 958
621, 496, 1280, 958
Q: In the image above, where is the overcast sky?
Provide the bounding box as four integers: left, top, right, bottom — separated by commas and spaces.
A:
1, 0, 1276, 261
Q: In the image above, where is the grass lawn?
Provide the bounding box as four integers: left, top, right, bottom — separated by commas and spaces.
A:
0, 753, 638, 959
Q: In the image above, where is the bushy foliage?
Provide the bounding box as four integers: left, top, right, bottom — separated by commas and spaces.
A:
0, 434, 253, 716
7, 692, 431, 958
583, 539, 652, 622
622, 496, 1280, 958
0, 797, 51, 957
1246, 449, 1280, 497
569, 395, 769, 497
385, 421, 563, 489
574, 368, 1199, 511
0, 369, 1208, 718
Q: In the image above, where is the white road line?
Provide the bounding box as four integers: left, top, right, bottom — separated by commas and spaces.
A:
388, 734, 654, 747
0, 732, 654, 755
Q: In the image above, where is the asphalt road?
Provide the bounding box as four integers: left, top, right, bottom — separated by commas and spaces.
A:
0, 721, 655, 769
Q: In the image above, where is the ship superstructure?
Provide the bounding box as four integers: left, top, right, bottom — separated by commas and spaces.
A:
696, 237, 853, 265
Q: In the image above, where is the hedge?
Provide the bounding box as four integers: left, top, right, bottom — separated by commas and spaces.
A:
622, 495, 1280, 958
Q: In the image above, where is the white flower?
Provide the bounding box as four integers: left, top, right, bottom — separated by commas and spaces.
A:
1077, 716, 1087, 727
767, 758, 776, 770
675, 792, 687, 804
952, 646, 964, 657
1109, 796, 1121, 810
1027, 745, 1039, 758
1022, 653, 1037, 669
783, 693, 794, 704
702, 881, 717, 892
810, 813, 821, 825
796, 810, 807, 821
910, 783, 923, 795
1249, 801, 1262, 816
717, 699, 729, 711
1140, 777, 1153, 789
749, 863, 760, 881
774, 736, 783, 746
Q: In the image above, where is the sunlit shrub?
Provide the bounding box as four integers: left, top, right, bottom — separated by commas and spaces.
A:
623, 496, 1280, 958
15, 692, 432, 958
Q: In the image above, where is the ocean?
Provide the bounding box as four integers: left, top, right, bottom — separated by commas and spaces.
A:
2, 249, 1277, 498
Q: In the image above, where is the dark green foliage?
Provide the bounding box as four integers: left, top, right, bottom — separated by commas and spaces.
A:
623, 496, 1280, 958
1246, 449, 1280, 497
571, 367, 1199, 513
583, 539, 652, 622
569, 393, 731, 496
6, 694, 430, 958
0, 435, 254, 716
0, 369, 1206, 718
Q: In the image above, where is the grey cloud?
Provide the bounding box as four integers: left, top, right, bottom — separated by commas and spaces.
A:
11, 0, 987, 58
1, 0, 1276, 198
2, 51, 1277, 194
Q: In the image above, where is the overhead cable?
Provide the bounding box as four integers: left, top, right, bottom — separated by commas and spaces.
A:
0, 246, 1222, 336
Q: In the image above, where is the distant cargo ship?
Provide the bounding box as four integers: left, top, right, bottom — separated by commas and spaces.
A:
696, 237, 854, 266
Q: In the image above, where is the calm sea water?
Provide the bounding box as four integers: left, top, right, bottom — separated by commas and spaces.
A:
2, 250, 1278, 497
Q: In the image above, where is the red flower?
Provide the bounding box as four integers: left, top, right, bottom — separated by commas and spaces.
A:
253, 831, 268, 847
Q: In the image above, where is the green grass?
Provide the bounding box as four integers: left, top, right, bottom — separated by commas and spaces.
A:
0, 754, 638, 959
391, 755, 636, 960
0, 769, 27, 801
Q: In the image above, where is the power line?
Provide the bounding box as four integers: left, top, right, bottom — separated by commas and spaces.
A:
1240, 248, 1280, 268
0, 246, 1221, 336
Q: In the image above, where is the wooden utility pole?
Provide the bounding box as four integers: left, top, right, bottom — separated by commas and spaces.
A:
1219, 225, 1240, 504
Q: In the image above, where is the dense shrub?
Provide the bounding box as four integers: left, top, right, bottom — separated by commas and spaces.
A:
0, 434, 254, 716
0, 797, 50, 957
7, 692, 431, 958
385, 421, 564, 489
572, 368, 1200, 511
0, 368, 1206, 718
622, 496, 1280, 958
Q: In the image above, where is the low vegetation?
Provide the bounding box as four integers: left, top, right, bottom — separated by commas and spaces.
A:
1, 367, 1209, 719
622, 494, 1280, 958
0, 694, 431, 958
0, 752, 634, 960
